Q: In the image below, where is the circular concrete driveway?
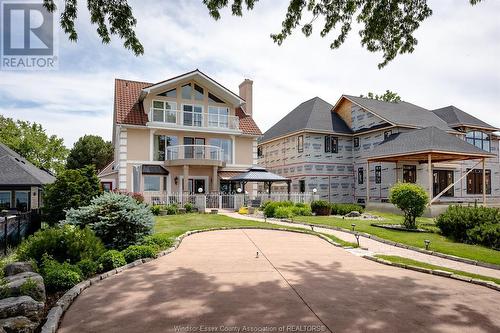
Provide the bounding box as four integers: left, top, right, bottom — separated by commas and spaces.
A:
59, 230, 500, 333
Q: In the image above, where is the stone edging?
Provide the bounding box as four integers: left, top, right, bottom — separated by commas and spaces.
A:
362, 255, 500, 293
271, 218, 500, 271
39, 226, 349, 333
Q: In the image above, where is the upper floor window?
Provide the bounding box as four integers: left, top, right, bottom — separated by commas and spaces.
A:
353, 137, 359, 148
324, 136, 338, 153
152, 101, 177, 123
209, 138, 233, 163
208, 106, 229, 128
466, 131, 490, 152
257, 146, 263, 157
208, 92, 224, 104
154, 135, 178, 161
384, 130, 393, 140
158, 88, 176, 98
181, 83, 205, 101
297, 135, 304, 153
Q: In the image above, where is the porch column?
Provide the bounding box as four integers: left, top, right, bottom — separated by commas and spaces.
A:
212, 166, 218, 192
366, 161, 370, 203
183, 165, 189, 194
428, 154, 433, 206
482, 158, 487, 205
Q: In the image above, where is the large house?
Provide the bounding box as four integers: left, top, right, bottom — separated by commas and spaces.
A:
99, 70, 261, 199
257, 95, 499, 208
0, 143, 55, 212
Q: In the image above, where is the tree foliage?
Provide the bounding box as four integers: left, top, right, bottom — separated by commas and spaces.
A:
67, 134, 114, 172
43, 165, 101, 225
389, 182, 429, 229
360, 90, 401, 102
0, 115, 68, 174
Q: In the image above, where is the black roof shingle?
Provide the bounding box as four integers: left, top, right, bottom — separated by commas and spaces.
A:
432, 105, 498, 131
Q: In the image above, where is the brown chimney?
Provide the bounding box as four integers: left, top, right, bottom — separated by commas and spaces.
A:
238, 79, 253, 116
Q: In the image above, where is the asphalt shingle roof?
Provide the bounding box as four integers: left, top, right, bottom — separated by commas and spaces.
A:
343, 95, 452, 131
229, 166, 289, 182
432, 105, 498, 131
260, 97, 352, 143
0, 143, 55, 186
368, 127, 494, 159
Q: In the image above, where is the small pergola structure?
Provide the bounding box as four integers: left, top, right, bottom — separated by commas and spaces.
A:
229, 166, 292, 197
367, 127, 495, 206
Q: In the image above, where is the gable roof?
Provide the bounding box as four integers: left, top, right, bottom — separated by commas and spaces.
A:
431, 105, 498, 131
342, 95, 452, 131
0, 143, 55, 186
260, 97, 352, 143
114, 73, 261, 135
367, 126, 494, 161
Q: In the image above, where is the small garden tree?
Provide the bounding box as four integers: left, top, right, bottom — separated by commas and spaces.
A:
64, 192, 154, 250
43, 165, 101, 225
389, 183, 429, 229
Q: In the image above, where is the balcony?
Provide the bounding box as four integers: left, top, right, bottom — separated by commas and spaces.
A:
164, 145, 226, 167
148, 108, 240, 132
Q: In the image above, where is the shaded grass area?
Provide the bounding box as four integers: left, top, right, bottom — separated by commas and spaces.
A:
375, 254, 500, 285
294, 212, 500, 266
154, 214, 358, 248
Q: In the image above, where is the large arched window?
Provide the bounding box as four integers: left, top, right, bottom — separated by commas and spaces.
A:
466, 131, 490, 152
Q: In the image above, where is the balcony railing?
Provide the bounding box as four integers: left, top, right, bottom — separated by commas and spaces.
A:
149, 108, 240, 130
165, 144, 224, 161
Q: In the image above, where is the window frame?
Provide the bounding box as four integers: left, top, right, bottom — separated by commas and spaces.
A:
403, 165, 417, 183
208, 106, 230, 128
299, 180, 306, 193
353, 137, 359, 148
14, 191, 29, 212
297, 135, 304, 153
0, 191, 11, 209
384, 130, 393, 140
324, 135, 338, 153
182, 104, 204, 127
151, 100, 177, 123
466, 168, 491, 195
257, 146, 263, 157
144, 175, 161, 192
466, 131, 490, 152
358, 168, 364, 185
375, 166, 382, 184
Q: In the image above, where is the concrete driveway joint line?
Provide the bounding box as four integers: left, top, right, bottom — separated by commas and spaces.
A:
58, 229, 500, 333
241, 230, 333, 333
220, 212, 500, 279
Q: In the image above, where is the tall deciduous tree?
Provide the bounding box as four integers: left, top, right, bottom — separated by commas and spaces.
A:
361, 90, 401, 102
67, 135, 114, 172
0, 115, 68, 174
42, 1, 484, 68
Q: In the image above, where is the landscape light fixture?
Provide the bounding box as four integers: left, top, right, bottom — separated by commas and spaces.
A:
424, 239, 431, 251
197, 187, 203, 193
312, 188, 317, 194
351, 223, 356, 231
237, 188, 242, 193
354, 232, 360, 247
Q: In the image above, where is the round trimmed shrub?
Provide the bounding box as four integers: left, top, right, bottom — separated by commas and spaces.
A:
64, 192, 154, 250
274, 206, 295, 219
98, 250, 126, 272
311, 200, 331, 216
389, 183, 429, 229
122, 245, 157, 263
77, 259, 100, 278
17, 224, 105, 265
42, 257, 82, 292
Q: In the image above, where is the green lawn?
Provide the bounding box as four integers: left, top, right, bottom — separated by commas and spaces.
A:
375, 255, 500, 285
154, 214, 357, 248
294, 212, 500, 266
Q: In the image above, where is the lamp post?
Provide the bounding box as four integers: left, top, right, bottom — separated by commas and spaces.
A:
351, 223, 356, 231
424, 239, 431, 251
354, 232, 360, 247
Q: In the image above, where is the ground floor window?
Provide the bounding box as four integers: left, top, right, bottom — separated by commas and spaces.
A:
433, 170, 454, 197
299, 180, 306, 193
375, 166, 382, 184
101, 182, 113, 192
15, 191, 29, 212
467, 169, 491, 195
0, 191, 11, 209
144, 176, 161, 192
187, 178, 206, 194
403, 165, 417, 183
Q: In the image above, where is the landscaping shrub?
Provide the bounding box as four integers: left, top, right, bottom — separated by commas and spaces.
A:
238, 207, 249, 215
292, 205, 312, 216
64, 192, 154, 250
330, 203, 364, 216
140, 234, 173, 250
42, 257, 82, 292
130, 192, 145, 203
122, 245, 157, 263
19, 278, 42, 301
184, 202, 194, 213
43, 165, 101, 225
311, 200, 331, 216
150, 205, 161, 216
389, 183, 429, 229
274, 206, 295, 219
17, 224, 105, 266
77, 259, 101, 278
98, 250, 126, 272
263, 201, 293, 218
164, 204, 178, 215
436, 205, 500, 248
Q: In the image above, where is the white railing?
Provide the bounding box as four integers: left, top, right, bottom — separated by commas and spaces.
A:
165, 145, 223, 161
149, 108, 240, 130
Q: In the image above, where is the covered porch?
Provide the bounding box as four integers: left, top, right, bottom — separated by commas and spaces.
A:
365, 127, 495, 215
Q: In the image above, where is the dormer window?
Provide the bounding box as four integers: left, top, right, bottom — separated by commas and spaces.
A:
466, 131, 490, 152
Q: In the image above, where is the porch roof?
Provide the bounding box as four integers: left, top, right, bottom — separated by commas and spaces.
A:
367, 127, 495, 163
229, 166, 290, 183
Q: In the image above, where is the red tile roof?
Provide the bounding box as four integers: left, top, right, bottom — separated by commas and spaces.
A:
114, 78, 262, 136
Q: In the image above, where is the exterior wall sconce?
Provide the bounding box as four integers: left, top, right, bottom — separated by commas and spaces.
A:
174, 177, 178, 185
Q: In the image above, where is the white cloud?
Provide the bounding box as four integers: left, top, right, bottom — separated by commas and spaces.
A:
0, 0, 499, 147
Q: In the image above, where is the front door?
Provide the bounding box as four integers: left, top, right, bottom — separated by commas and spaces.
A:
433, 170, 454, 197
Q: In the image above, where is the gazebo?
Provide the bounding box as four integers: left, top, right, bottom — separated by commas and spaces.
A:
367, 127, 495, 206
229, 166, 292, 196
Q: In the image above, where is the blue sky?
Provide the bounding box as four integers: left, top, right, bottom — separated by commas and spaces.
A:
0, 0, 499, 147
